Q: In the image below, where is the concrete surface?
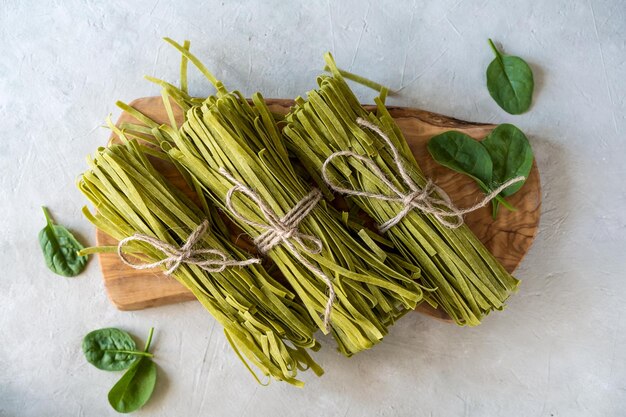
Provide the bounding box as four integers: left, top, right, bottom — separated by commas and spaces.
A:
1, 0, 625, 416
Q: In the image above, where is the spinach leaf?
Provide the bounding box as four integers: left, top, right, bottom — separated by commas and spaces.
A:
38, 207, 88, 277
108, 328, 157, 413
482, 123, 533, 197
486, 39, 534, 115
83, 328, 153, 371
426, 130, 493, 190
427, 124, 534, 218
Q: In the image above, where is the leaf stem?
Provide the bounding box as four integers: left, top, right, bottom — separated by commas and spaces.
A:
476, 184, 516, 212
41, 206, 53, 227
487, 38, 500, 58
105, 349, 154, 358
143, 327, 155, 352
494, 194, 517, 211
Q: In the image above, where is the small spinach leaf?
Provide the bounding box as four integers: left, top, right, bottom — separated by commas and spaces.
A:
83, 328, 152, 371
108, 328, 157, 413
486, 39, 534, 115
38, 207, 88, 277
482, 123, 533, 197
427, 130, 493, 189
108, 358, 157, 413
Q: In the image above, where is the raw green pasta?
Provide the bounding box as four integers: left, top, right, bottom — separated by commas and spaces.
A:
121, 38, 429, 357
78, 136, 322, 386
79, 38, 522, 392
283, 53, 520, 326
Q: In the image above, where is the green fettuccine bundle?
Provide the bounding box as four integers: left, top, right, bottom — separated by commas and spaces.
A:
283, 53, 520, 326
120, 39, 429, 357
78, 136, 323, 386
78, 38, 523, 388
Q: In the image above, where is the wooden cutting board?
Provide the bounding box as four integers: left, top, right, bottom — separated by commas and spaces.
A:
96, 97, 541, 321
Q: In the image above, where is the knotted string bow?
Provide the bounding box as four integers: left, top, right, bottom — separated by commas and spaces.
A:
219, 168, 335, 331
322, 118, 525, 232
117, 220, 260, 275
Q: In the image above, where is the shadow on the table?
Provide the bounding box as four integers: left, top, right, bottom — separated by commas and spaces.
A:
527, 60, 546, 114
139, 363, 171, 413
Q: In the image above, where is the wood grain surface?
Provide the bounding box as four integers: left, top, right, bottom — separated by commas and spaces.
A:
95, 97, 541, 321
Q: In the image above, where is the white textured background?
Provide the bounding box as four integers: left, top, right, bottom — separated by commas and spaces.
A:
1, 0, 625, 416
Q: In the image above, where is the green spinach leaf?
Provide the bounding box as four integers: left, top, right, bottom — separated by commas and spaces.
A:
83, 328, 153, 371
428, 124, 534, 218
108, 328, 157, 413
426, 130, 493, 190
38, 207, 88, 277
482, 123, 533, 197
486, 39, 534, 115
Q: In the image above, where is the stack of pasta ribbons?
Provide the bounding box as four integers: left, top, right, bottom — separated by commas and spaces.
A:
80, 39, 520, 386
283, 53, 519, 326
79, 136, 322, 386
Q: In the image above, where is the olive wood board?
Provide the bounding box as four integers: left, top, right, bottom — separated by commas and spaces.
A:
95, 97, 541, 322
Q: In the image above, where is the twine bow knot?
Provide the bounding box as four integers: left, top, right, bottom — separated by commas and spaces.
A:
117, 220, 260, 275
219, 168, 335, 331
322, 118, 526, 232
